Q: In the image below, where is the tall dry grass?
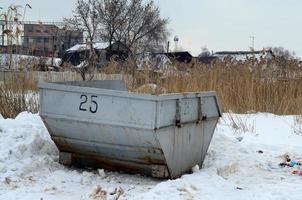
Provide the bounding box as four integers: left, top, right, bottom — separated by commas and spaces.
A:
157, 67, 302, 115
127, 58, 302, 115
1, 56, 302, 118
0, 72, 38, 118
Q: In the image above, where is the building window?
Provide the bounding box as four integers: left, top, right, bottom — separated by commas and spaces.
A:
36, 37, 42, 43
24, 37, 29, 44
27, 25, 33, 32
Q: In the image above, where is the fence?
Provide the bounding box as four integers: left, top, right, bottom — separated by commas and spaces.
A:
0, 70, 132, 85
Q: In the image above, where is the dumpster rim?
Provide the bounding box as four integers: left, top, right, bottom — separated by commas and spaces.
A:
38, 82, 219, 101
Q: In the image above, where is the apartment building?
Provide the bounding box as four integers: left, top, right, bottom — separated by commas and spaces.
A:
22, 23, 83, 57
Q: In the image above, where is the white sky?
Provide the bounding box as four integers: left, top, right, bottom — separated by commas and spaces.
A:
2, 0, 302, 57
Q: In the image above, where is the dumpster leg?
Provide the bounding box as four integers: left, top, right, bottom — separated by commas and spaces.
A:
151, 165, 170, 178
59, 152, 73, 166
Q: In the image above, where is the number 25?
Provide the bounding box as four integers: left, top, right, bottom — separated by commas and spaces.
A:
79, 95, 98, 113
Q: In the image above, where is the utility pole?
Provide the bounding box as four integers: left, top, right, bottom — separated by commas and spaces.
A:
167, 41, 170, 53
0, 23, 4, 46
0, 7, 3, 46
250, 36, 255, 51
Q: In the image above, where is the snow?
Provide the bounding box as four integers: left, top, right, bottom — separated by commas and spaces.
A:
74, 60, 89, 69
0, 54, 62, 69
138, 113, 302, 200
137, 54, 172, 72
67, 42, 108, 52
213, 51, 273, 61
0, 112, 302, 199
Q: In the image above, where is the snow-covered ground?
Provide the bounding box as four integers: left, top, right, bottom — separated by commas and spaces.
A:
0, 112, 302, 200
0, 54, 62, 70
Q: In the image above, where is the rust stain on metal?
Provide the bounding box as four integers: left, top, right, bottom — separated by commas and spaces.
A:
71, 153, 169, 178
52, 136, 168, 177
137, 156, 165, 165
52, 136, 76, 153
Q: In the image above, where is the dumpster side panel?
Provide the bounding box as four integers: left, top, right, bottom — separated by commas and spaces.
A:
40, 88, 156, 129
40, 85, 168, 177
201, 118, 219, 162
200, 94, 220, 162
155, 124, 204, 178
43, 117, 160, 148
155, 94, 221, 178
201, 95, 221, 118
42, 116, 167, 169
39, 82, 221, 179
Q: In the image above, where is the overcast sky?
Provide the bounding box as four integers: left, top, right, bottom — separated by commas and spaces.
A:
2, 0, 302, 56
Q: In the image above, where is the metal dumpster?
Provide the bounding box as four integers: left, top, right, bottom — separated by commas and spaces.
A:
38, 80, 221, 178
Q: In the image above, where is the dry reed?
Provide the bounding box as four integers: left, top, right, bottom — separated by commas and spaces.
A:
1, 57, 302, 118
0, 72, 38, 118
128, 58, 302, 115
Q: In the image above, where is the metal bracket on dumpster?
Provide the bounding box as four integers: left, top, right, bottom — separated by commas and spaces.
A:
175, 99, 182, 128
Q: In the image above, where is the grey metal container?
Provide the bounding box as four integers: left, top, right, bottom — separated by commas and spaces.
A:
38, 80, 221, 178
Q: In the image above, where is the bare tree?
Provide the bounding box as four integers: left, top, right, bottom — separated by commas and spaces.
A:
94, 0, 168, 55
0, 4, 22, 69
270, 47, 295, 60
64, 0, 169, 79
114, 0, 169, 55
67, 1, 168, 52
265, 46, 296, 75
95, 0, 127, 51
64, 0, 101, 80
